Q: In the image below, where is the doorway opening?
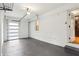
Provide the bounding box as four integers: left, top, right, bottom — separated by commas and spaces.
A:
70, 9, 79, 43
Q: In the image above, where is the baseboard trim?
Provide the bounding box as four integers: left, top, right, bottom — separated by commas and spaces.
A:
4, 37, 64, 48
19, 37, 32, 39
4, 37, 30, 42
30, 37, 64, 48
19, 38, 28, 39
4, 39, 18, 42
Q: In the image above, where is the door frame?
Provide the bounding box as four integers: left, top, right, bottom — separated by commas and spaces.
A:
67, 8, 79, 42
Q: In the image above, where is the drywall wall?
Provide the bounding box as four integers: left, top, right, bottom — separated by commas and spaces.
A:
0, 11, 2, 55
30, 4, 79, 47
0, 10, 5, 55
3, 17, 8, 41
30, 11, 68, 47
0, 15, 1, 55
19, 19, 28, 38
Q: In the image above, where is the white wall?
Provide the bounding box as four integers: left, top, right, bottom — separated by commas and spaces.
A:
0, 10, 5, 55
3, 17, 8, 41
30, 4, 79, 47
19, 19, 28, 38
30, 11, 68, 47
0, 17, 1, 55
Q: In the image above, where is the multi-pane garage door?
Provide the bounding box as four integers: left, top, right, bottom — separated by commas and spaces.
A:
8, 20, 19, 40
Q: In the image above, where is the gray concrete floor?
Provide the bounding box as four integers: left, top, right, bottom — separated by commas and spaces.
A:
3, 38, 76, 56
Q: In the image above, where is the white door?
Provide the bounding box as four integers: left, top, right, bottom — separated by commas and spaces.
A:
8, 20, 19, 40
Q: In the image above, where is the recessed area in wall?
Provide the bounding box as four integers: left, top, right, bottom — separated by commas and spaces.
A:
70, 9, 79, 44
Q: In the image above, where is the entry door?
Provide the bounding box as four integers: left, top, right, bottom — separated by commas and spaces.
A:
8, 20, 19, 40
75, 16, 79, 37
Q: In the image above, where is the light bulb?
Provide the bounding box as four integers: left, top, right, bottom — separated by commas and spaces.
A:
27, 11, 30, 15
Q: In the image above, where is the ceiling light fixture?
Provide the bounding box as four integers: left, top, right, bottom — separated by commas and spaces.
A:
26, 8, 31, 15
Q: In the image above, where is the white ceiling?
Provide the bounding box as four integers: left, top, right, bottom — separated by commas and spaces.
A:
5, 3, 65, 19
